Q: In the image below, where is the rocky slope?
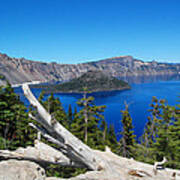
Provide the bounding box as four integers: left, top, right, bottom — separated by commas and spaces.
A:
0, 53, 179, 85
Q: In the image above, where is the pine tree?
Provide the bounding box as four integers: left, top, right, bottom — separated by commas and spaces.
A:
119, 104, 136, 158
158, 99, 180, 168
40, 93, 69, 128
38, 90, 45, 105
100, 119, 108, 144
67, 104, 73, 128
106, 124, 118, 152
152, 100, 174, 160
141, 97, 163, 149
71, 91, 106, 149
168, 113, 180, 168
0, 82, 36, 149
140, 97, 165, 163
139, 97, 180, 166
74, 106, 77, 115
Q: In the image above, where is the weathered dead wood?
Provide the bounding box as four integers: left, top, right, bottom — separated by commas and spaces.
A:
0, 140, 83, 168
1, 145, 179, 180
29, 122, 66, 150
153, 157, 168, 175
22, 83, 106, 171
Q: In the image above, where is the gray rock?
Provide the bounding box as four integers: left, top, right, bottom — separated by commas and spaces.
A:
0, 52, 179, 86
0, 160, 46, 180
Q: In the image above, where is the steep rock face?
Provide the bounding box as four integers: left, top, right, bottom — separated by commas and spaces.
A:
0, 53, 179, 85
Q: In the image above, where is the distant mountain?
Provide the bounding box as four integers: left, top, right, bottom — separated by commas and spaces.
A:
35, 70, 130, 93
0, 53, 179, 85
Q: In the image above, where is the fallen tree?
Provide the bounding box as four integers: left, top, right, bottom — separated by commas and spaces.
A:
21, 83, 107, 171
0, 83, 179, 180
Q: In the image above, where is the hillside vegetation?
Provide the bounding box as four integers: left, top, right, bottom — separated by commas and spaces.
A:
34, 70, 130, 93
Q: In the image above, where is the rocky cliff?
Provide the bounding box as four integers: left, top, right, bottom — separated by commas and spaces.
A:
0, 53, 179, 85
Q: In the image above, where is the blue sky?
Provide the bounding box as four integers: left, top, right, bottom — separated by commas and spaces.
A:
0, 0, 180, 64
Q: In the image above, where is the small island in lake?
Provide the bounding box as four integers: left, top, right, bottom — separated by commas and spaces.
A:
35, 71, 131, 93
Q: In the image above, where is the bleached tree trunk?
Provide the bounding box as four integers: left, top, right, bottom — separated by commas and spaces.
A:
0, 140, 84, 168
22, 83, 106, 171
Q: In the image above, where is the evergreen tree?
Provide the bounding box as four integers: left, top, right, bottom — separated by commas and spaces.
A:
71, 91, 106, 149
141, 97, 163, 149
157, 99, 180, 168
106, 124, 118, 152
38, 90, 45, 105
40, 93, 69, 128
0, 83, 36, 149
152, 100, 174, 159
139, 97, 180, 167
67, 104, 73, 128
100, 119, 108, 144
74, 106, 77, 115
168, 110, 180, 168
118, 104, 136, 158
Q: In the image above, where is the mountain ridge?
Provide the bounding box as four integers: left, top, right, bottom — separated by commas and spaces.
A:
1, 52, 179, 65
0, 52, 179, 85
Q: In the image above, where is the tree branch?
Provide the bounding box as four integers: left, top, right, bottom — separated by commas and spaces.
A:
29, 122, 66, 150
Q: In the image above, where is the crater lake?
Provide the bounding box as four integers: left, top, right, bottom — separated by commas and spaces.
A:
14, 80, 180, 140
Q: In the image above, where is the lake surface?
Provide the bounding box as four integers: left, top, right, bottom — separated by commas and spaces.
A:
14, 80, 180, 140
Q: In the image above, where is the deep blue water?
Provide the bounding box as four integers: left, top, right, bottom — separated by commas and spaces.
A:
14, 80, 180, 139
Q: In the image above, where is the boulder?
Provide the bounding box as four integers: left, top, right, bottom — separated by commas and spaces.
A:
0, 160, 46, 180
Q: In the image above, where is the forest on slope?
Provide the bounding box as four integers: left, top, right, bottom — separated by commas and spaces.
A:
33, 71, 131, 93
